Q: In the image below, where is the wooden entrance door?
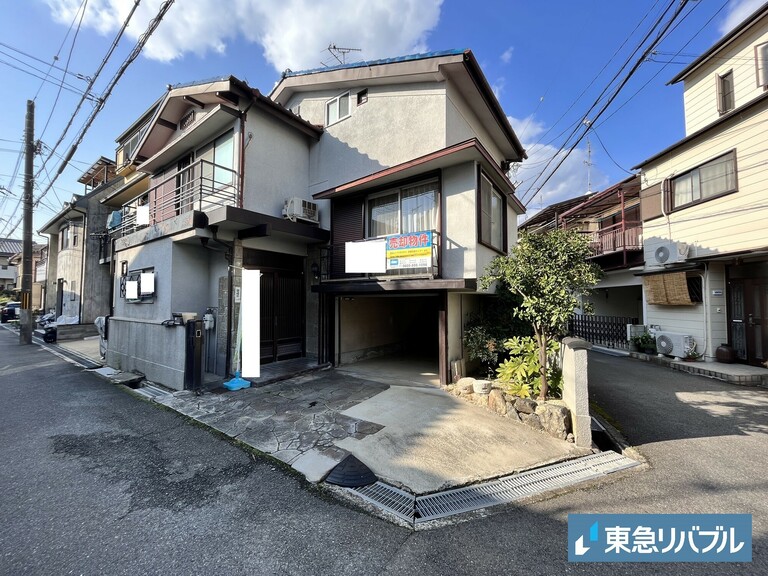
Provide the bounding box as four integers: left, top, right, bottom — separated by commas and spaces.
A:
730, 279, 768, 365
259, 271, 304, 364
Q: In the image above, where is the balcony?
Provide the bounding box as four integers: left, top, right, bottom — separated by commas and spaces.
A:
586, 222, 642, 257
108, 159, 238, 238
320, 230, 441, 281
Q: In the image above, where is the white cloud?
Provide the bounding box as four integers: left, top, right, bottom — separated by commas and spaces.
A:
508, 115, 609, 211
500, 46, 514, 64
492, 77, 506, 99
719, 0, 764, 34
43, 0, 444, 71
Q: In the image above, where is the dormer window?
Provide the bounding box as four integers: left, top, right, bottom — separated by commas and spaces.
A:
717, 70, 734, 114
326, 91, 350, 125
756, 42, 768, 88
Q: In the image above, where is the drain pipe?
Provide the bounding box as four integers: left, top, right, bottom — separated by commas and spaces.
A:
699, 264, 710, 359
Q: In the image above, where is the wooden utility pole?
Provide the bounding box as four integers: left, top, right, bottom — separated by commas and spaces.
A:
20, 99, 34, 345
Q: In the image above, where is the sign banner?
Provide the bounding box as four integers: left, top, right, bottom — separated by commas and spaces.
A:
386, 231, 432, 270
568, 514, 752, 563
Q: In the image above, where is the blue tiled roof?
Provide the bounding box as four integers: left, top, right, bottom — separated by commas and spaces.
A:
283, 49, 466, 78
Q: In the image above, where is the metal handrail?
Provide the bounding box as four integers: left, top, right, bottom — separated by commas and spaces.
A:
108, 159, 238, 238
320, 230, 441, 281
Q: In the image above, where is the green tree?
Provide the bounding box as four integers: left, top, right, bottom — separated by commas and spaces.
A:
480, 229, 601, 399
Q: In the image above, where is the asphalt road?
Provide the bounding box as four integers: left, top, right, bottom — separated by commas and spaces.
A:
1, 328, 766, 575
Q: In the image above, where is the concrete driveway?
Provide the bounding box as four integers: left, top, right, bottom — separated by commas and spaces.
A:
157, 369, 588, 494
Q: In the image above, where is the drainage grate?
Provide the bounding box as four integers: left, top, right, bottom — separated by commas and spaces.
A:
346, 452, 640, 525
348, 482, 416, 523
415, 452, 640, 523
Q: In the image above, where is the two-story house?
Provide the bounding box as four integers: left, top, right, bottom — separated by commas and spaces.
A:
104, 76, 328, 390
520, 175, 643, 350
270, 49, 527, 385
39, 156, 123, 340
634, 3, 768, 365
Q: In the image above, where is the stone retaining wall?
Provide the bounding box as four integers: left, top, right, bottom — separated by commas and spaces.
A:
442, 377, 575, 443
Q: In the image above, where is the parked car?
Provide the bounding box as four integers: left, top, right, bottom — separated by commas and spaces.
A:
1, 301, 21, 323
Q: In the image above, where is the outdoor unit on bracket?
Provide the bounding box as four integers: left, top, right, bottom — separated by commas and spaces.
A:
652, 241, 689, 266
282, 197, 319, 224
655, 331, 695, 358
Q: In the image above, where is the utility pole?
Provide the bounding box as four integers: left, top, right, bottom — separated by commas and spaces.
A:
20, 99, 34, 345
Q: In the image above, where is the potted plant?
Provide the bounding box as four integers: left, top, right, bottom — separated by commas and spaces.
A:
683, 342, 702, 362
631, 332, 657, 355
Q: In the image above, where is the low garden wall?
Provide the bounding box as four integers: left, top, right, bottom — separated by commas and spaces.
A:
442, 377, 575, 442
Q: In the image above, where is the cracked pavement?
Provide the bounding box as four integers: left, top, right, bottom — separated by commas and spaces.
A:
156, 371, 387, 479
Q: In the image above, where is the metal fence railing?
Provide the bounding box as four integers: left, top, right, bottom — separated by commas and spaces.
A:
568, 314, 638, 350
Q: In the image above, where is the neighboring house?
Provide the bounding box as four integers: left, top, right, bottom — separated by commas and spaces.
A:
0, 238, 22, 291
105, 76, 328, 389
634, 3, 768, 364
104, 50, 527, 390
8, 243, 47, 310
39, 157, 122, 338
520, 176, 643, 350
271, 49, 527, 384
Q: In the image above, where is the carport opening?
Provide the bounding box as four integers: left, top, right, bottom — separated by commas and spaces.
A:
337, 294, 439, 384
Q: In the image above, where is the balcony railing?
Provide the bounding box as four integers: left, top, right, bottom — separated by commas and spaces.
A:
585, 222, 642, 257
320, 230, 440, 281
108, 159, 238, 238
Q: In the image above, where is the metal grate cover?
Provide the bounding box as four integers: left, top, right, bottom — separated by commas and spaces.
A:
348, 482, 416, 523
347, 452, 640, 525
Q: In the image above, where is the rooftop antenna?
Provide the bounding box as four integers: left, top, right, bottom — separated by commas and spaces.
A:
322, 44, 362, 67
583, 119, 593, 195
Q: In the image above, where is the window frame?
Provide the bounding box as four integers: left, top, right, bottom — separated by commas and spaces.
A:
756, 41, 768, 90
365, 177, 439, 239
717, 69, 735, 114
476, 170, 507, 254
325, 91, 351, 126
669, 150, 738, 212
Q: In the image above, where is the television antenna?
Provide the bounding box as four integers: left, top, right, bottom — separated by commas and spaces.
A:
322, 44, 362, 66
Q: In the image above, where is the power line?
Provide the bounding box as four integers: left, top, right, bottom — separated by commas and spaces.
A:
35, 0, 175, 210
0, 41, 89, 82
35, 0, 142, 183
39, 0, 89, 142
520, 0, 692, 206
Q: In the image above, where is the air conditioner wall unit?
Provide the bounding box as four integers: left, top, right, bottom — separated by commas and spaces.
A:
282, 197, 319, 224
650, 241, 689, 266
655, 331, 695, 358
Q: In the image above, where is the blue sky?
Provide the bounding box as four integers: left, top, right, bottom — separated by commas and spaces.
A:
0, 0, 763, 239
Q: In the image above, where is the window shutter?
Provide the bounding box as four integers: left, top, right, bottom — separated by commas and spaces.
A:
640, 182, 663, 221
330, 197, 364, 278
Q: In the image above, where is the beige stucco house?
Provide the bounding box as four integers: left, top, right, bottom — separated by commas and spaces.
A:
271, 49, 527, 385
634, 3, 768, 365
102, 50, 527, 390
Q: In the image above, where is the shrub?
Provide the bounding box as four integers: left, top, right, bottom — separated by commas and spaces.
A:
496, 336, 563, 399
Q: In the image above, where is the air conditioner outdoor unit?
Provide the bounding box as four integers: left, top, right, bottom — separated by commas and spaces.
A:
655, 331, 695, 358
282, 197, 319, 224
653, 241, 689, 266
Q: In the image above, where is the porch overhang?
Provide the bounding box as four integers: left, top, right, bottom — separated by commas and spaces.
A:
206, 205, 330, 243
312, 278, 477, 293
137, 104, 239, 174
312, 138, 525, 214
